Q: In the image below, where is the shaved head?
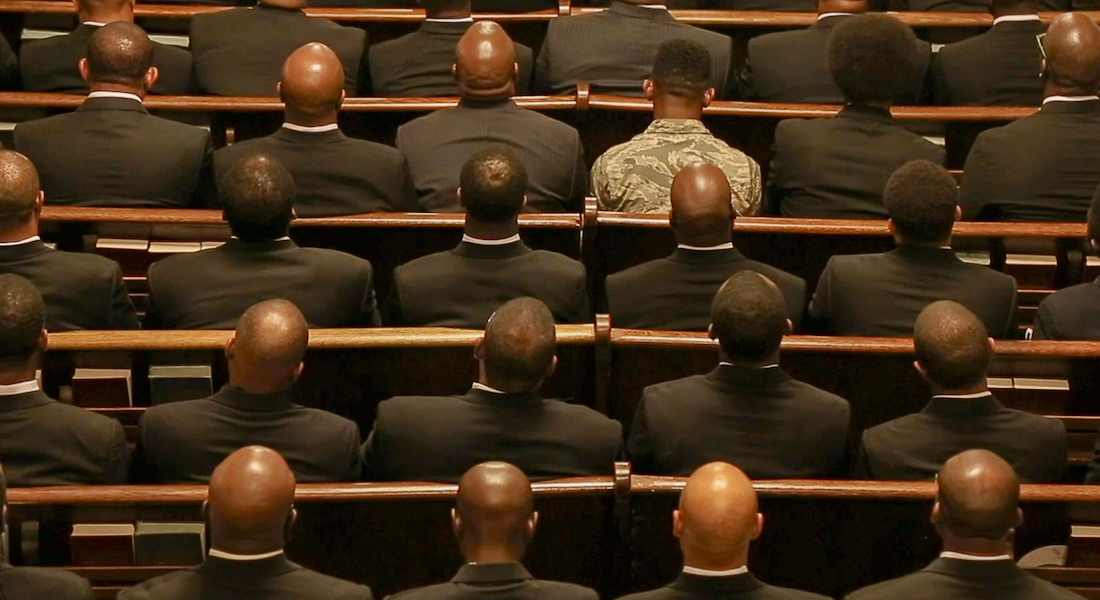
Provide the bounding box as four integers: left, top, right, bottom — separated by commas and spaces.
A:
208, 446, 297, 554
480, 298, 556, 393
453, 462, 536, 561
228, 300, 309, 394
676, 462, 762, 569
671, 162, 734, 247
914, 301, 991, 391
0, 151, 40, 231
280, 43, 344, 118
455, 21, 517, 100
935, 450, 1021, 541
1044, 13, 1100, 94
85, 22, 153, 88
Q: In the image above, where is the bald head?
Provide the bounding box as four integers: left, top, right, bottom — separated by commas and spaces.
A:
671, 162, 734, 247
455, 22, 517, 100
914, 301, 992, 392
280, 43, 344, 119
228, 300, 309, 394
84, 22, 154, 90
676, 462, 761, 569
453, 462, 536, 560
208, 446, 296, 554
1044, 13, 1100, 94
935, 450, 1021, 541
480, 298, 556, 393
0, 151, 40, 232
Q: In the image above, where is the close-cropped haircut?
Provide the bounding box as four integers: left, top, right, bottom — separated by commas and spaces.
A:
652, 39, 712, 99
710, 271, 788, 362
461, 145, 528, 222
483, 298, 557, 389
0, 151, 40, 231
220, 154, 297, 242
827, 14, 918, 104
883, 160, 958, 244
0, 274, 44, 366
86, 22, 154, 87
914, 301, 992, 390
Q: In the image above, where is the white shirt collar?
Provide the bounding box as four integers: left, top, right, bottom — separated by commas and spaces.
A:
0, 381, 40, 396
933, 391, 994, 400
678, 242, 734, 251
87, 91, 143, 104
939, 551, 1012, 562
719, 362, 779, 370
425, 16, 474, 23
471, 382, 507, 395
82, 20, 107, 26
992, 14, 1041, 25
817, 12, 853, 19
281, 122, 339, 133
208, 549, 285, 561
0, 236, 40, 247
229, 236, 292, 242
640, 4, 669, 9
683, 566, 750, 577
461, 233, 521, 246
1044, 95, 1100, 104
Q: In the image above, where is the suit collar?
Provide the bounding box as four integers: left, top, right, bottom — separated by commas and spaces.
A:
608, 1, 676, 20
200, 554, 298, 579
462, 387, 543, 408
272, 127, 347, 144
253, 3, 306, 15
990, 18, 1046, 32
420, 20, 473, 35
709, 364, 792, 387
210, 385, 297, 413
922, 394, 1004, 418
223, 238, 297, 252
0, 390, 55, 412
669, 573, 765, 595
812, 13, 851, 27
78, 95, 149, 114
453, 240, 531, 259
452, 563, 533, 584
923, 557, 1025, 580
669, 247, 746, 265
838, 103, 895, 124
1039, 98, 1100, 114
0, 240, 52, 261
457, 98, 519, 111
889, 245, 961, 264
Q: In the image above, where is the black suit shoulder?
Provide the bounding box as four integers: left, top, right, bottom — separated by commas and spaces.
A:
845, 566, 1083, 600
1034, 281, 1100, 340
620, 582, 829, 600
119, 562, 373, 600
0, 565, 92, 600
391, 579, 598, 600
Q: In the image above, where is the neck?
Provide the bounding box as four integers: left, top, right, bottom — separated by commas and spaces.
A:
463, 544, 524, 565
941, 533, 1012, 557
932, 380, 990, 396
228, 369, 293, 396
427, 5, 471, 18
678, 233, 732, 248
718, 349, 779, 369
89, 83, 145, 100
653, 95, 704, 121
258, 0, 305, 8
896, 235, 952, 248
0, 221, 39, 244
211, 538, 284, 556
464, 218, 519, 241
1045, 82, 1097, 99
477, 363, 539, 395
283, 110, 338, 129
0, 364, 37, 386
681, 546, 749, 572
80, 10, 132, 23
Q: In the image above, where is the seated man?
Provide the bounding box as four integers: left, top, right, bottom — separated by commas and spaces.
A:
592, 40, 761, 215
189, 0, 366, 95
847, 450, 1083, 600
367, 298, 622, 482
0, 151, 138, 331
390, 462, 600, 600
960, 13, 1100, 222
607, 162, 804, 330
120, 446, 374, 600
146, 154, 381, 329
216, 43, 412, 217
618, 463, 830, 600
1033, 185, 1100, 340
397, 22, 586, 213
534, 0, 733, 97
856, 302, 1066, 482
14, 23, 215, 208
368, 0, 534, 96
137, 301, 363, 483
20, 0, 192, 94
810, 161, 1018, 338
769, 14, 944, 219
0, 274, 128, 486
628, 272, 849, 478
390, 147, 589, 327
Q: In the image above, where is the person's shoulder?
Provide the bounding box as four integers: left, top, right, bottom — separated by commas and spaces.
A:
846, 570, 934, 600
515, 107, 580, 136
1042, 281, 1100, 310
937, 28, 994, 59
861, 412, 922, 446
1, 565, 92, 600
543, 398, 621, 430
143, 113, 209, 139
526, 579, 600, 600
154, 41, 192, 61
387, 582, 458, 600
377, 395, 465, 420
340, 136, 404, 161
14, 111, 73, 136
117, 567, 201, 600
1018, 570, 1090, 600
190, 8, 247, 31
748, 27, 809, 52
526, 250, 586, 275
616, 586, 674, 600
743, 260, 805, 288
395, 249, 455, 275
607, 258, 672, 289
149, 245, 220, 274
284, 563, 373, 600
142, 397, 213, 425
40, 246, 123, 277
296, 245, 373, 268
673, 19, 732, 47
545, 9, 607, 35
44, 398, 123, 431
643, 372, 712, 399
754, 583, 832, 600
784, 379, 851, 414
18, 32, 67, 56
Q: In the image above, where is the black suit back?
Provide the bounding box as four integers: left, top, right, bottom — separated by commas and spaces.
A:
1033, 278, 1100, 340
619, 573, 831, 600
931, 20, 1046, 106
389, 564, 599, 600
0, 564, 93, 600
845, 558, 1083, 600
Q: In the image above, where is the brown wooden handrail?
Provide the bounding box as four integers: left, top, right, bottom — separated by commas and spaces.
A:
570, 8, 1100, 27
0, 93, 575, 112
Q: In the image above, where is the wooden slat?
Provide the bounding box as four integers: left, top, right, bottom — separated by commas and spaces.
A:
0, 93, 575, 111
0, 1, 559, 20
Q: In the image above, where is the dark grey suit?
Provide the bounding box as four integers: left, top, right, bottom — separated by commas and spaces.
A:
930, 19, 1046, 106
388, 563, 599, 600
620, 573, 830, 600
1033, 277, 1100, 340
0, 563, 93, 600
846, 558, 1084, 600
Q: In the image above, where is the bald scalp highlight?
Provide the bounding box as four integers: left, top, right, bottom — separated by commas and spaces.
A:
86, 22, 153, 88
280, 42, 345, 117
0, 151, 40, 231
455, 21, 516, 99
678, 462, 759, 561
208, 446, 297, 552
1044, 13, 1100, 93
936, 450, 1021, 540
670, 162, 734, 245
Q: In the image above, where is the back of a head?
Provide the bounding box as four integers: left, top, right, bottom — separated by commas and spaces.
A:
483, 298, 556, 392
936, 449, 1020, 540
816, 0, 868, 15
221, 154, 296, 242
914, 301, 991, 390
670, 162, 734, 245
233, 299, 309, 383
883, 160, 958, 245
455, 462, 534, 549
0, 151, 40, 233
208, 446, 297, 553
710, 272, 788, 363
455, 22, 516, 99
461, 145, 528, 222
1044, 13, 1100, 94
280, 43, 345, 117
86, 22, 153, 88
652, 39, 712, 101
0, 275, 45, 369
827, 14, 918, 104
677, 462, 759, 563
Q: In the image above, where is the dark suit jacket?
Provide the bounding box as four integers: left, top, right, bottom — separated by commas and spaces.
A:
628, 365, 850, 478
1033, 277, 1100, 340
606, 247, 805, 331
534, 1, 734, 97
214, 127, 414, 216
737, 16, 930, 104
620, 573, 831, 600
390, 240, 590, 327
189, 4, 367, 95
137, 385, 363, 483
13, 96, 216, 208
0, 240, 138, 331
931, 20, 1046, 106
770, 104, 946, 218
0, 389, 129, 486
145, 238, 381, 329
0, 563, 93, 600
855, 394, 1066, 482
369, 21, 533, 97
324, 0, 556, 8
845, 558, 1084, 600
388, 563, 599, 600
888, 0, 1074, 11
396, 99, 587, 213
118, 554, 373, 600
20, 24, 194, 95
366, 388, 623, 482
960, 99, 1100, 222
809, 246, 1018, 338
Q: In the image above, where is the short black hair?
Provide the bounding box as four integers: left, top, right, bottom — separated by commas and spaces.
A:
221, 154, 296, 241
461, 145, 528, 222
0, 151, 39, 231
914, 301, 991, 390
86, 22, 154, 87
483, 298, 556, 391
710, 271, 788, 362
884, 160, 958, 244
652, 39, 712, 99
827, 14, 918, 104
0, 274, 44, 367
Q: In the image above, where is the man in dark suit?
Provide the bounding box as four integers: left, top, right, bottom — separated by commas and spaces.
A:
809, 161, 1018, 338
367, 298, 622, 482
889, 0, 1075, 13
189, 0, 367, 95
628, 272, 849, 478
390, 462, 600, 600
960, 13, 1100, 222
216, 43, 412, 216
619, 462, 830, 600
146, 154, 381, 329
369, 0, 534, 96
736, 0, 929, 104
20, 0, 193, 94
121, 446, 374, 600
0, 151, 137, 331
137, 301, 363, 483
534, 1, 733, 96
769, 14, 945, 218
1033, 187, 1100, 340
397, 22, 586, 213
390, 147, 589, 327
930, 0, 1045, 106
607, 162, 805, 330
14, 23, 216, 208
856, 302, 1066, 482
848, 451, 1083, 600
0, 274, 128, 486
